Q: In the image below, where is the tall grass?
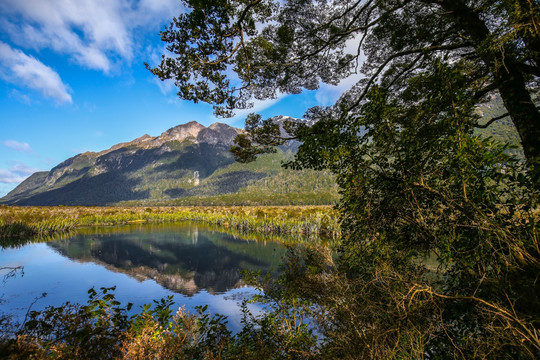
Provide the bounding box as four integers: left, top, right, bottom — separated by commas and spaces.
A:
0, 206, 341, 245
0, 217, 75, 239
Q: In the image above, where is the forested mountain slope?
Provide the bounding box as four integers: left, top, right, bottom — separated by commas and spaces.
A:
1, 120, 338, 206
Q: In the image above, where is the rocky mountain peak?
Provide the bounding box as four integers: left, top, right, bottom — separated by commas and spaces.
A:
208, 122, 230, 131
104, 134, 154, 154
1, 120, 247, 205
197, 122, 241, 146
93, 121, 240, 156
158, 121, 206, 142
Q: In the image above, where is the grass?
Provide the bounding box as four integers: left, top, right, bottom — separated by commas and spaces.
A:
0, 205, 341, 246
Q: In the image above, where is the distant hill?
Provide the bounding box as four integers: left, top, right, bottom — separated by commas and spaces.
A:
1, 120, 339, 206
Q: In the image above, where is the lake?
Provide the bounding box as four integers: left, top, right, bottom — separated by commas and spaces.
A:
0, 222, 288, 332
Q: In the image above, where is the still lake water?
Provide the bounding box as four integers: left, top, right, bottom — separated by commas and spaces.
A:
0, 222, 287, 332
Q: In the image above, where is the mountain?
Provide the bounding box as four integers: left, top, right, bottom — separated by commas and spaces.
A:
1, 120, 339, 206
47, 224, 286, 296
1, 101, 523, 207
475, 96, 522, 152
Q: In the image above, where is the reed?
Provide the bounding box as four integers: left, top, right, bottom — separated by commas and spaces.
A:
0, 205, 341, 243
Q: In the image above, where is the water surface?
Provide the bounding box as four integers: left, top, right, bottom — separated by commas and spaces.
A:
0, 222, 287, 331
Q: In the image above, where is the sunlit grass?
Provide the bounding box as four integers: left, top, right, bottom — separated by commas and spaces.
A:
0, 205, 341, 244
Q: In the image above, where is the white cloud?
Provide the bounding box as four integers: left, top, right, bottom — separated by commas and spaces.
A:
9, 89, 33, 105
0, 169, 27, 184
0, 42, 72, 104
10, 163, 39, 176
315, 34, 366, 106
2, 140, 33, 153
230, 95, 286, 121
315, 72, 363, 106
0, 0, 181, 74
134, 0, 181, 27
152, 77, 176, 95
0, 163, 40, 184
205, 95, 287, 125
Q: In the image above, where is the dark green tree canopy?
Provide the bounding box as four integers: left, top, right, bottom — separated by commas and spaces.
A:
148, 0, 540, 182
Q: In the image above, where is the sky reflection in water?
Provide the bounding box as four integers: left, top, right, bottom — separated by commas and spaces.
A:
0, 223, 287, 332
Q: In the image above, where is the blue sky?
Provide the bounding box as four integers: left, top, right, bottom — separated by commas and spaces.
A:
0, 0, 351, 197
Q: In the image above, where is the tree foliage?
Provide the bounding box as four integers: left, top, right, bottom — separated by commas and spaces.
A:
149, 0, 540, 357
281, 62, 539, 358
0, 286, 320, 359
149, 0, 540, 182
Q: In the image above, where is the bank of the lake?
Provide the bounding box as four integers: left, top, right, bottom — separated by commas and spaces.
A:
0, 207, 339, 357
0, 206, 341, 245
1, 223, 287, 326
1, 222, 310, 358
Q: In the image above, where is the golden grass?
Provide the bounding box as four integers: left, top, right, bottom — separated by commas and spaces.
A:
0, 205, 341, 242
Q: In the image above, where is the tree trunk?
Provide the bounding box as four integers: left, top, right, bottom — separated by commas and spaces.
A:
496, 65, 540, 178
437, 0, 540, 187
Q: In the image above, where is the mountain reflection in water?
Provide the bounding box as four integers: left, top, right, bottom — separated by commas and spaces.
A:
47, 223, 286, 296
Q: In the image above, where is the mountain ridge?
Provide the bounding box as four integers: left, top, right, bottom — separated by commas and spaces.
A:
1, 120, 339, 206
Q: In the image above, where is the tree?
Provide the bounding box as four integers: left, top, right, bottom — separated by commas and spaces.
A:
148, 0, 540, 185
281, 61, 539, 358
150, 0, 540, 357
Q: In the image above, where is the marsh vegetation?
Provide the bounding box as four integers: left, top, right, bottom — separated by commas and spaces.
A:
0, 205, 340, 244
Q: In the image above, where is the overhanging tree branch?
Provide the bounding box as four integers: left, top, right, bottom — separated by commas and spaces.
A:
346, 41, 473, 112
476, 105, 540, 128
475, 112, 510, 129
